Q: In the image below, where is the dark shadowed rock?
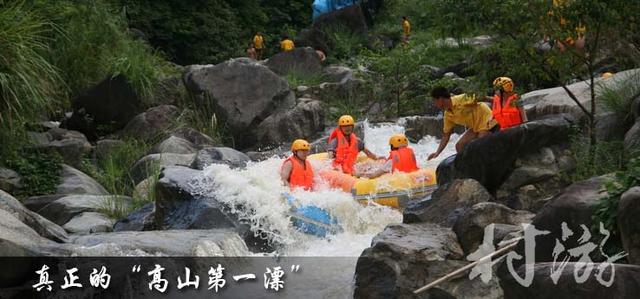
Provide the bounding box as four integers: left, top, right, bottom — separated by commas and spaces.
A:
436, 115, 574, 194
618, 186, 640, 265
403, 179, 493, 226
23, 195, 65, 213
500, 263, 640, 299
624, 120, 640, 153
453, 202, 534, 254
94, 139, 125, 161
354, 223, 502, 299
0, 168, 22, 194
265, 47, 323, 77
113, 202, 155, 232
71, 74, 141, 133
183, 59, 295, 149
313, 5, 368, 35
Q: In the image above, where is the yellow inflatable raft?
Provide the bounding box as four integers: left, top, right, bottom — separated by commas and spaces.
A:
308, 153, 437, 208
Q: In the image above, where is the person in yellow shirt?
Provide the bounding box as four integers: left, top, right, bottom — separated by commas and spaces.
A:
280, 35, 295, 52
253, 32, 264, 60
402, 16, 411, 44
427, 86, 499, 160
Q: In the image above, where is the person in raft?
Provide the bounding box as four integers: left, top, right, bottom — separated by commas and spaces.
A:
328, 115, 383, 175
362, 133, 419, 179
427, 86, 499, 160
281, 139, 314, 191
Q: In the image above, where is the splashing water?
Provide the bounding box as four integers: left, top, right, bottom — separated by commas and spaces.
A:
189, 120, 460, 256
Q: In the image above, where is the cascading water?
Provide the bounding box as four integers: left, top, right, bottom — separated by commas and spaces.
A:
189, 119, 460, 257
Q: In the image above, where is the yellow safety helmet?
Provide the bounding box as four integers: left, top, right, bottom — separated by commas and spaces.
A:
389, 133, 409, 148
493, 77, 514, 93
291, 139, 311, 151
338, 115, 355, 126
602, 72, 614, 79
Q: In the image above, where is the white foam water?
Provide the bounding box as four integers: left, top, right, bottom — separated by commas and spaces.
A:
189, 120, 460, 257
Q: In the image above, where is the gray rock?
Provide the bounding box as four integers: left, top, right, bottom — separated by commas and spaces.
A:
0, 168, 22, 193
0, 190, 68, 242
63, 212, 114, 234
436, 115, 574, 194
57, 164, 108, 195
119, 105, 180, 141
70, 229, 250, 256
94, 139, 125, 161
34, 128, 92, 167
22, 195, 66, 212
129, 153, 196, 184
354, 223, 502, 299
500, 263, 640, 299
322, 65, 354, 84
255, 98, 325, 147
183, 58, 295, 149
401, 115, 464, 140
453, 202, 534, 254
149, 135, 199, 154
0, 209, 71, 256
265, 47, 323, 76
170, 127, 217, 148
499, 147, 559, 191
113, 202, 155, 232
38, 195, 131, 226
624, 120, 640, 153
191, 147, 251, 170
596, 111, 627, 141
618, 186, 640, 265
403, 179, 493, 226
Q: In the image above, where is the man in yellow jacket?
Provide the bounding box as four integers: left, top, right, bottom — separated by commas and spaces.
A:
427, 86, 499, 160
402, 16, 411, 44
252, 32, 264, 60
280, 35, 295, 52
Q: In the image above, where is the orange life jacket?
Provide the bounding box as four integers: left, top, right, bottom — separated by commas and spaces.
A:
283, 156, 314, 190
492, 93, 522, 130
328, 128, 359, 175
388, 147, 419, 173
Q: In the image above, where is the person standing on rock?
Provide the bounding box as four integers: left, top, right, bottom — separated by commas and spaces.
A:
427, 87, 499, 160
328, 115, 383, 175
281, 139, 314, 190
253, 32, 265, 60
402, 16, 411, 45
490, 77, 527, 130
280, 35, 295, 52
246, 43, 257, 60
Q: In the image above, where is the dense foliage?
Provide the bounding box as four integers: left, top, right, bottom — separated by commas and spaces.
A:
109, 0, 312, 65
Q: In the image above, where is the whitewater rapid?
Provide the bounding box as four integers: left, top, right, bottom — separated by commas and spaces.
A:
190, 119, 460, 257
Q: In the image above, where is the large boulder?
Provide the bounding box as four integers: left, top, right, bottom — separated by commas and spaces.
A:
453, 202, 534, 254
500, 263, 640, 299
354, 223, 503, 299
0, 190, 68, 242
191, 147, 251, 170
436, 115, 574, 194
119, 105, 180, 141
322, 65, 354, 84
37, 195, 131, 226
403, 179, 493, 226
183, 58, 296, 149
0, 209, 71, 257
618, 186, 640, 265
255, 98, 325, 147
70, 229, 250, 256
0, 167, 22, 193
57, 164, 108, 196
265, 47, 323, 76
129, 153, 196, 184
497, 175, 610, 277
297, 28, 331, 55
70, 74, 141, 133
62, 212, 114, 234
170, 127, 217, 148
154, 166, 270, 252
